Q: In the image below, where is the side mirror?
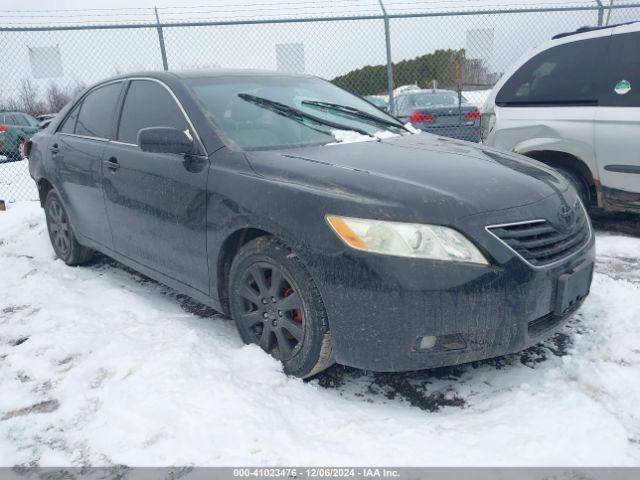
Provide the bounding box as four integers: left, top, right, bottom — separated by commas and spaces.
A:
138, 127, 195, 156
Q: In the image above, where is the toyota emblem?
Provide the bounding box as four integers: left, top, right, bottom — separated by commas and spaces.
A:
557, 204, 576, 231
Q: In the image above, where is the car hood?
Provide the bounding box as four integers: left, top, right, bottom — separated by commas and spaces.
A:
244, 133, 570, 220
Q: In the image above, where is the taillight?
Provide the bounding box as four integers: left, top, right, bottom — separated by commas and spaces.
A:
465, 109, 481, 121
410, 112, 436, 123
0, 124, 7, 132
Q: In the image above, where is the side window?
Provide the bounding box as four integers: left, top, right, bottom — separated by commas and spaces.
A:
4, 114, 18, 125
117, 80, 189, 145
75, 82, 123, 139
59, 103, 81, 134
601, 32, 640, 107
496, 36, 610, 106
12, 114, 28, 126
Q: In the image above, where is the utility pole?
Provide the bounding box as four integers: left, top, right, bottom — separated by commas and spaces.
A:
379, 0, 395, 113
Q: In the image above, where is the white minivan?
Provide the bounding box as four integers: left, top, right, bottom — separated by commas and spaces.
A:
482, 22, 640, 214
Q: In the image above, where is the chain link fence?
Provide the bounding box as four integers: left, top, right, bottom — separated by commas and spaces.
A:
1, 1, 640, 202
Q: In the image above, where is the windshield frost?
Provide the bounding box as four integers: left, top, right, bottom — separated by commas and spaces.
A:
187, 75, 408, 150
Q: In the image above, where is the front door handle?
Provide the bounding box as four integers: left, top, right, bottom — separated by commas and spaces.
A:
104, 157, 119, 172
49, 143, 59, 155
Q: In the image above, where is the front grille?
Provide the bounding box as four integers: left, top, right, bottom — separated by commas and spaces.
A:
487, 204, 590, 267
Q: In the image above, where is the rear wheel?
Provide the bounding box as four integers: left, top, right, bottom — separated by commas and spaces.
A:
44, 190, 94, 265
229, 236, 333, 378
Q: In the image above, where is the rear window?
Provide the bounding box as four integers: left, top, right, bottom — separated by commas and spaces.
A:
75, 82, 122, 139
496, 35, 610, 106
600, 31, 640, 107
409, 92, 467, 108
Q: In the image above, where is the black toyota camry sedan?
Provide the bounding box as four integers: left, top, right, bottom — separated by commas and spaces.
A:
27, 70, 595, 378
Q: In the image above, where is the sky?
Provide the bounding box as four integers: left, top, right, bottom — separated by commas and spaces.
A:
1, 0, 639, 103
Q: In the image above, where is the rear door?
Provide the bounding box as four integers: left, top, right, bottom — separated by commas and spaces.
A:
594, 26, 640, 194
102, 79, 210, 293
52, 82, 124, 247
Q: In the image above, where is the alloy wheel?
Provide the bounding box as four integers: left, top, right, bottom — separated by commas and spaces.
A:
237, 262, 305, 361
47, 199, 71, 257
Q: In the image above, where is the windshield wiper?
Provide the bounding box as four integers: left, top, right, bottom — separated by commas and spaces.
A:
237, 94, 374, 139
301, 100, 408, 133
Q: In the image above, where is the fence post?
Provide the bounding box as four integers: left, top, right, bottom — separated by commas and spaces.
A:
378, 0, 395, 113
595, 0, 604, 26
155, 7, 169, 70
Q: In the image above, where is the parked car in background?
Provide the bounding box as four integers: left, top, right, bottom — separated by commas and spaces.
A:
28, 70, 593, 378
0, 111, 40, 161
482, 22, 640, 214
364, 95, 389, 112
36, 113, 57, 122
36, 113, 58, 129
394, 89, 481, 142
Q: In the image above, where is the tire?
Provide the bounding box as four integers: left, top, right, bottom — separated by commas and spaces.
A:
229, 236, 334, 378
552, 165, 591, 207
44, 190, 94, 266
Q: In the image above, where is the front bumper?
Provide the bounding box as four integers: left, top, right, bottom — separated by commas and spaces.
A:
308, 200, 595, 372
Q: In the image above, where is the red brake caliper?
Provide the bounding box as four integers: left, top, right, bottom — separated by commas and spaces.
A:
283, 287, 303, 323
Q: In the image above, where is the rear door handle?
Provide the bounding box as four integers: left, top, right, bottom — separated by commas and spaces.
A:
104, 157, 119, 172
49, 143, 59, 155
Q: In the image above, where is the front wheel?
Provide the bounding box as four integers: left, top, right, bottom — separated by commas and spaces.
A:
229, 236, 333, 378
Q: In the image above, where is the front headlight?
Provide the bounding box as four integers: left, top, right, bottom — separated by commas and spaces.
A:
326, 215, 488, 265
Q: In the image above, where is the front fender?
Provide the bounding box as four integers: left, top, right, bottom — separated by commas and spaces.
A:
512, 137, 594, 172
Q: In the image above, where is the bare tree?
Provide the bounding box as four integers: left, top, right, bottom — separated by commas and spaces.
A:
45, 82, 71, 113
69, 79, 87, 99
16, 79, 46, 116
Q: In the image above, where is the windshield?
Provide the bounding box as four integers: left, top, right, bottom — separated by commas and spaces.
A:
408, 92, 469, 108
187, 75, 405, 150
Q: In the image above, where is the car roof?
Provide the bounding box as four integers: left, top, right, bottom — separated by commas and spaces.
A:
552, 20, 639, 40
98, 68, 315, 85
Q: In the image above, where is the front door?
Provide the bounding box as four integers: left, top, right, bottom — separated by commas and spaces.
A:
102, 79, 210, 293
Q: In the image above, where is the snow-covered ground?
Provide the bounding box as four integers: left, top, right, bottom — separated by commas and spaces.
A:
1, 202, 639, 466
